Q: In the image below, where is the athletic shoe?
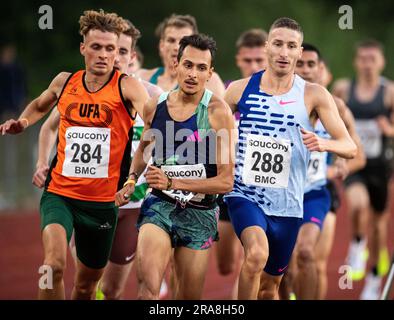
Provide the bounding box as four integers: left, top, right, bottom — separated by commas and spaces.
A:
346, 239, 368, 281
159, 279, 168, 299
360, 273, 382, 300
377, 247, 390, 277
95, 281, 105, 300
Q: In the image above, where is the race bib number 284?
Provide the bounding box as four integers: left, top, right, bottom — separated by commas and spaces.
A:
242, 135, 292, 188
62, 126, 111, 178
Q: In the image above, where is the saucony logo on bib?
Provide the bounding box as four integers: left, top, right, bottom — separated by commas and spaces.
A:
66, 131, 109, 143
165, 169, 204, 178
161, 164, 207, 204
248, 138, 289, 152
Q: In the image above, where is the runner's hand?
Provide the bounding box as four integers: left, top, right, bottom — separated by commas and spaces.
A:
115, 183, 135, 207
32, 163, 49, 188
377, 116, 394, 137
145, 165, 170, 190
301, 128, 327, 152
0, 119, 28, 135
327, 158, 349, 180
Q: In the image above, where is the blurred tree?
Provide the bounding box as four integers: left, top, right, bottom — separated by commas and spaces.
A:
0, 0, 393, 98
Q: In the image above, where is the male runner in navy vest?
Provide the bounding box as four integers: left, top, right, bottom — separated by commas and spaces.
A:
116, 34, 236, 299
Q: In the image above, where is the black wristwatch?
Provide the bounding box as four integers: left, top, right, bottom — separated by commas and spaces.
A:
128, 172, 139, 181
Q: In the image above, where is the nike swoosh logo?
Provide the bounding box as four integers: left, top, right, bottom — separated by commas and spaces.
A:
278, 265, 288, 272
279, 100, 296, 105
125, 254, 135, 262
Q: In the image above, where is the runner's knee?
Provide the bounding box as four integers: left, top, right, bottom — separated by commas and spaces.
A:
43, 257, 66, 282
244, 244, 268, 274
74, 278, 99, 297
101, 281, 123, 300
258, 278, 280, 300
297, 244, 315, 269
218, 255, 237, 275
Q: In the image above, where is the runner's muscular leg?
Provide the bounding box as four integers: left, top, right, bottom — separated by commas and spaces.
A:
173, 247, 210, 299
71, 259, 105, 300
346, 183, 369, 238
38, 224, 68, 300
294, 222, 321, 299
238, 226, 269, 299
136, 223, 172, 299
315, 212, 336, 299
216, 221, 241, 275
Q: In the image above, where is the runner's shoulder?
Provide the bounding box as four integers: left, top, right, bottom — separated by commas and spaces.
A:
226, 77, 250, 93
120, 75, 149, 98
385, 79, 394, 95
224, 77, 250, 104
141, 80, 163, 98
137, 68, 158, 82
143, 95, 161, 124
208, 95, 233, 124
305, 81, 329, 97
209, 94, 230, 111
332, 95, 346, 108
52, 72, 72, 87
332, 78, 351, 96
49, 72, 72, 96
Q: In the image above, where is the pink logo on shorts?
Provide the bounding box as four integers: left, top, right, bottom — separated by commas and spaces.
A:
201, 236, 213, 249
311, 217, 321, 224
278, 265, 288, 273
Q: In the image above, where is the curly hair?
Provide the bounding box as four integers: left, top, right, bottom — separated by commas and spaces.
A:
79, 9, 124, 38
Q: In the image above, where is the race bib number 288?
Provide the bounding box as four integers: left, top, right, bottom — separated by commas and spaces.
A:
62, 126, 111, 178
242, 135, 292, 188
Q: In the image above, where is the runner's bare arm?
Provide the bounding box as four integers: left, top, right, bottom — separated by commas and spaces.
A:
120, 75, 150, 119
334, 96, 366, 174
224, 78, 249, 113
37, 108, 60, 167
0, 72, 70, 135
377, 83, 394, 137
32, 108, 60, 188
115, 97, 158, 206
129, 97, 158, 177
306, 83, 357, 159
206, 71, 226, 98
169, 99, 236, 194
331, 78, 350, 102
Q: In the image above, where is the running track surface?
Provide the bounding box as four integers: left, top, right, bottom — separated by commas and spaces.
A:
1, 183, 393, 300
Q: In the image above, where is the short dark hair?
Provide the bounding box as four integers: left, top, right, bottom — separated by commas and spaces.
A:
269, 17, 303, 40
236, 28, 268, 50
356, 39, 384, 53
177, 34, 217, 66
155, 14, 198, 39
302, 43, 322, 60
